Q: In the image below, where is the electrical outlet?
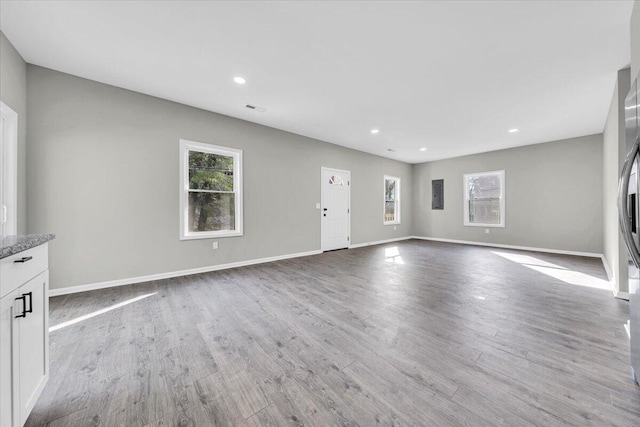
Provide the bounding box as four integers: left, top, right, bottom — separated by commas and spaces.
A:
212, 241, 219, 250
485, 229, 490, 234
394, 226, 397, 231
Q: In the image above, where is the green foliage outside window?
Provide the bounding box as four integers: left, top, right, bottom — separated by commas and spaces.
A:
188, 151, 235, 232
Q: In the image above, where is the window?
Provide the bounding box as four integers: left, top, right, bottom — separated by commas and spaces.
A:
180, 139, 243, 239
328, 175, 345, 186
463, 170, 505, 227
384, 176, 401, 225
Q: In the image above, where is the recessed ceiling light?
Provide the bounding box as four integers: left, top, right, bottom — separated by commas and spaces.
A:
420, 147, 427, 151
508, 128, 519, 133
233, 76, 246, 85
371, 129, 379, 134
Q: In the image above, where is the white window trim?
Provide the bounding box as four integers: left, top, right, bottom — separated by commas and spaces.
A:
463, 169, 505, 228
383, 175, 401, 225
0, 101, 18, 236
179, 139, 243, 240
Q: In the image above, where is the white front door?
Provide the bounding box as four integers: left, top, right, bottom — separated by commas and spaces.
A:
321, 167, 350, 251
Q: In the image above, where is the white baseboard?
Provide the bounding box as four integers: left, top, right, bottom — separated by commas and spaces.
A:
49, 235, 630, 302
49, 249, 322, 297
599, 255, 629, 300
600, 254, 614, 282
50, 235, 416, 297
411, 236, 602, 258
349, 236, 413, 249
614, 290, 630, 300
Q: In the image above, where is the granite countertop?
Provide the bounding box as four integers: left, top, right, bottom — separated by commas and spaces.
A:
0, 234, 55, 259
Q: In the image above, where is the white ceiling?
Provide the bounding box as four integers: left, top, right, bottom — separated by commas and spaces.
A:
0, 1, 634, 163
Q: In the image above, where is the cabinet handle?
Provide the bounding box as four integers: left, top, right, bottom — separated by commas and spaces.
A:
14, 256, 33, 263
23, 292, 33, 314
14, 295, 27, 318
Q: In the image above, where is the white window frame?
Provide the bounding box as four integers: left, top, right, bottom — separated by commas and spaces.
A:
0, 101, 18, 236
179, 139, 243, 240
463, 170, 505, 228
383, 175, 401, 225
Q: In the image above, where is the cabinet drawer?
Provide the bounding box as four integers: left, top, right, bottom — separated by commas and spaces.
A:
0, 244, 48, 299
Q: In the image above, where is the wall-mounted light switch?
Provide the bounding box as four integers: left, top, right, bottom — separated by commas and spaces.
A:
485, 229, 490, 234
315, 203, 321, 209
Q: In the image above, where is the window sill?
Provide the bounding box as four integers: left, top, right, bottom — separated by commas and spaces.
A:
384, 222, 401, 226
180, 231, 243, 240
463, 223, 505, 228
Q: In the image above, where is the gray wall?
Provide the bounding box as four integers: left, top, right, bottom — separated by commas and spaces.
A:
0, 32, 27, 233
632, 0, 640, 79
26, 65, 413, 290
603, 68, 631, 294
413, 134, 604, 254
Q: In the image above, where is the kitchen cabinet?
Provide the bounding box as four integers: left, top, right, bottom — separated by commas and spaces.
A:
0, 242, 50, 427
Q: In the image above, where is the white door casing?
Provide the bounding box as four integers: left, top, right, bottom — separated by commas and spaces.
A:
0, 101, 18, 236
321, 167, 351, 251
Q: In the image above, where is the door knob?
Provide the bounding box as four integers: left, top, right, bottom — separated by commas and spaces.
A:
323, 208, 328, 211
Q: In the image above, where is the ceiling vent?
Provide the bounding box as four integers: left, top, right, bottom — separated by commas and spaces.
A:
246, 104, 267, 112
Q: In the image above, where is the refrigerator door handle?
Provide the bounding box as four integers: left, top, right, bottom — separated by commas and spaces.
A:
619, 136, 640, 268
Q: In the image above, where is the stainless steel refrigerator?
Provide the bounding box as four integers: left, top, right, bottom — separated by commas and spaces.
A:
619, 71, 640, 385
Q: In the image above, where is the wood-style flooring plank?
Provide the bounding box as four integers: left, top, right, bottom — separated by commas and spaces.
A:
25, 240, 640, 426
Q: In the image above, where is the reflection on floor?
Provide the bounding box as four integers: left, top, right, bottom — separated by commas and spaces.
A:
49, 293, 157, 332
492, 251, 612, 290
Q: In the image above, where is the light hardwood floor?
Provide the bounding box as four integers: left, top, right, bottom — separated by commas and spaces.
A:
26, 240, 640, 426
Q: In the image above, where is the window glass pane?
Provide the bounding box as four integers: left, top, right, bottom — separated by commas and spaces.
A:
469, 199, 501, 224
329, 175, 344, 186
384, 177, 400, 223
188, 151, 234, 191
385, 200, 396, 222
468, 175, 500, 200
188, 192, 235, 232
466, 172, 502, 225
385, 179, 396, 201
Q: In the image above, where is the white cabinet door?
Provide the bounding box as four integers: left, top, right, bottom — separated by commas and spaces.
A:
17, 271, 49, 424
0, 289, 20, 427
